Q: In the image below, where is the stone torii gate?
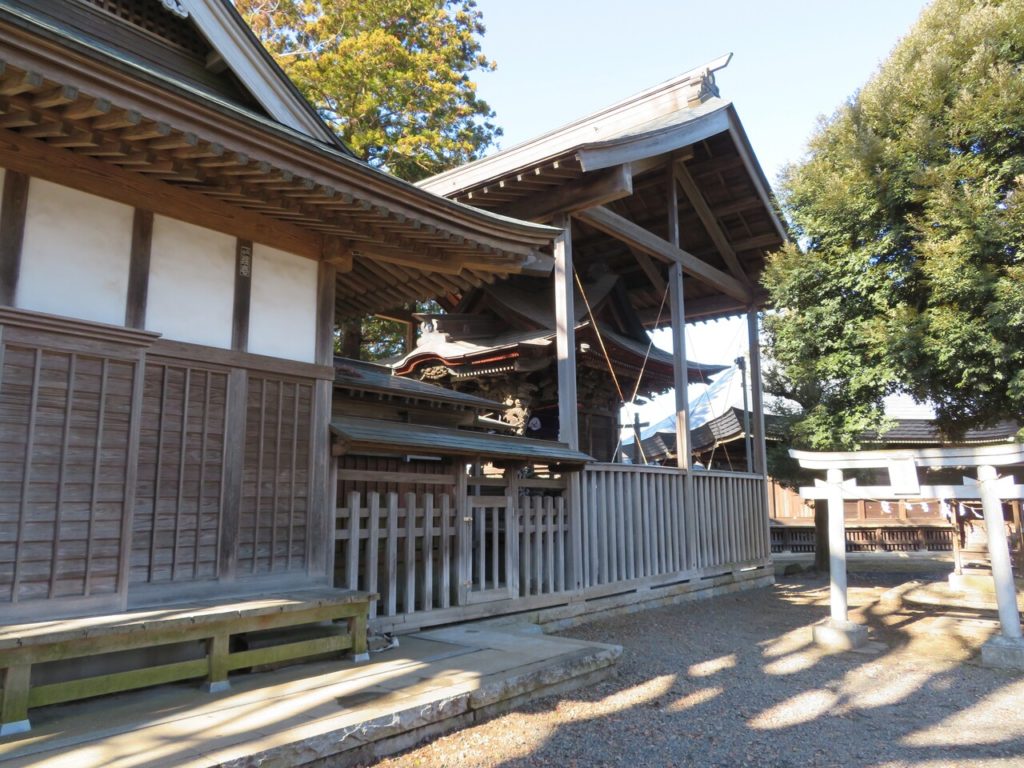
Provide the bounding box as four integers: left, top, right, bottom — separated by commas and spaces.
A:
791, 443, 1024, 669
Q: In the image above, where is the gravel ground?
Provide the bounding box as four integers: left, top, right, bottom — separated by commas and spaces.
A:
367, 569, 1024, 768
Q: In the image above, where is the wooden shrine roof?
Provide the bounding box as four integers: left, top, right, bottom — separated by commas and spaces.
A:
388, 322, 724, 384
420, 57, 788, 324
0, 3, 560, 320
334, 357, 504, 411
331, 416, 592, 465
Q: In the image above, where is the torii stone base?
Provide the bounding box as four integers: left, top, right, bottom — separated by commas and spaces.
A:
981, 634, 1024, 670
812, 618, 869, 651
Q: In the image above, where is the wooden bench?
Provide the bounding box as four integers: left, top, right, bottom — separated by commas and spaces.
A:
0, 588, 375, 736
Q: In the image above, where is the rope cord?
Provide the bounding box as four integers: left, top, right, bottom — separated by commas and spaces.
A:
623, 283, 672, 465
629, 283, 671, 405
572, 268, 625, 404
570, 269, 642, 462
619, 285, 672, 466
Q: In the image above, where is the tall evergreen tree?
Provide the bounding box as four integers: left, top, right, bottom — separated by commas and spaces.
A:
236, 0, 501, 182
764, 0, 1024, 448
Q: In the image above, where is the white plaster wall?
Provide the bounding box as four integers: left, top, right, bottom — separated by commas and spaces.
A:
18, 178, 132, 326
147, 215, 235, 349
248, 244, 317, 363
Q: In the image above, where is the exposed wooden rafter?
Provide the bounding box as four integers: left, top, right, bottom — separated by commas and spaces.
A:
673, 158, 749, 283
498, 163, 632, 223
573, 206, 753, 303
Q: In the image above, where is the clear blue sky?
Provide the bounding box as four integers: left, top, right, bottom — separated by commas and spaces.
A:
473, 0, 931, 188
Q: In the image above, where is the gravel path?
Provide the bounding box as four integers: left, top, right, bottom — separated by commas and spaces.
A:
367, 571, 1024, 768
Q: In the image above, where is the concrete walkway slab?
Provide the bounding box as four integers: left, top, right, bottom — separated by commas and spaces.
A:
0, 626, 620, 768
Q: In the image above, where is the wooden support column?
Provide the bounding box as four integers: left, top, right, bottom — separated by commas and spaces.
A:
552, 214, 578, 450
125, 209, 153, 328
231, 240, 253, 352
0, 171, 29, 306
311, 261, 337, 581
218, 368, 248, 581
552, 214, 584, 591
666, 168, 689, 469
747, 308, 768, 477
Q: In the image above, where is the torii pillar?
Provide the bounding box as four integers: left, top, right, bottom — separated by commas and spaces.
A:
812, 467, 869, 650
976, 464, 1024, 668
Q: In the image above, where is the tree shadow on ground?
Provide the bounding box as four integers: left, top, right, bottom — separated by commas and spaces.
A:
372, 570, 1024, 768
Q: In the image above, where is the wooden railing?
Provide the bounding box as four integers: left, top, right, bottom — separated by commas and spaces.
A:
335, 463, 773, 630
579, 465, 770, 589
770, 524, 955, 553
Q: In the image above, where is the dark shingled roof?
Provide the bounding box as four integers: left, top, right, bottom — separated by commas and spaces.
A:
860, 419, 1020, 445
331, 416, 592, 465
334, 358, 504, 411
629, 408, 786, 463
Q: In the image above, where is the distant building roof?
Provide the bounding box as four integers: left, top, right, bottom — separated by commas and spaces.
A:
626, 407, 786, 464
860, 419, 1020, 446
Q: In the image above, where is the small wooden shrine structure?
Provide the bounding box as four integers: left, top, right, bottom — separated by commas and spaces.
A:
332, 59, 788, 636
388, 277, 725, 461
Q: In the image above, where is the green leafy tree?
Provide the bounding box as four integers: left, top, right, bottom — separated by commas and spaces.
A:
236, 0, 501, 181
764, 0, 1024, 449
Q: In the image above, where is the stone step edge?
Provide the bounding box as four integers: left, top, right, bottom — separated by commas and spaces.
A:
214, 642, 623, 768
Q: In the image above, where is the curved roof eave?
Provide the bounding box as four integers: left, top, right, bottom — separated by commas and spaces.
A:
1, 5, 560, 261
420, 56, 731, 196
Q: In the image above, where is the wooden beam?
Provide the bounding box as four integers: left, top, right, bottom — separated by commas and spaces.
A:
321, 236, 352, 273
628, 247, 666, 294
316, 261, 337, 366
574, 205, 752, 303
347, 239, 465, 276
498, 164, 632, 223
673, 159, 749, 283
375, 308, 416, 325
125, 209, 153, 329
0, 171, 29, 306
232, 240, 252, 352
637, 293, 749, 326
0, 128, 324, 259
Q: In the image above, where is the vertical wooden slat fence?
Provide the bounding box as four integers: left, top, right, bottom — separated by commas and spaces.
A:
336, 461, 772, 629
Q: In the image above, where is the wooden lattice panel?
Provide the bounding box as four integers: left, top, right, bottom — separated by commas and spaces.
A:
81, 0, 208, 58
